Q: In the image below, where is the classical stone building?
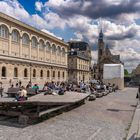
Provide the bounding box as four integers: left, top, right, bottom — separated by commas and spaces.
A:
68, 41, 91, 83
68, 41, 91, 60
97, 30, 122, 80
0, 12, 68, 86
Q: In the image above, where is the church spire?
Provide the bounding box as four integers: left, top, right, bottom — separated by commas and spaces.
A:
98, 28, 104, 42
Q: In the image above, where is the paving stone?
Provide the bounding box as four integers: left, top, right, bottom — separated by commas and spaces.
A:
0, 88, 137, 140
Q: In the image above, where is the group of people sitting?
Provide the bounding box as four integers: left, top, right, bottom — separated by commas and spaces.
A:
42, 81, 118, 95
89, 82, 118, 94
15, 83, 40, 101
10, 80, 118, 101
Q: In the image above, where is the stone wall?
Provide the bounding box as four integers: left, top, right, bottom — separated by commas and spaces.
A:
103, 78, 124, 90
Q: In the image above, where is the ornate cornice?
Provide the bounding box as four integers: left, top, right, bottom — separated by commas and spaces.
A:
0, 12, 68, 47
0, 54, 67, 69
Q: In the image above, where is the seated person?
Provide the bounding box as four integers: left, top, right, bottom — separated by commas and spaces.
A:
58, 86, 66, 95
43, 84, 48, 91
16, 86, 27, 101
44, 87, 53, 95
69, 83, 74, 91
26, 81, 32, 89
32, 84, 39, 94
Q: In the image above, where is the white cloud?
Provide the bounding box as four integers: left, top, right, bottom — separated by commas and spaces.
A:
41, 29, 62, 40
0, 0, 29, 22
35, 1, 43, 12
45, 0, 65, 7
0, 0, 67, 30
46, 0, 81, 9
44, 12, 66, 29
91, 51, 98, 64
111, 39, 140, 72
73, 32, 84, 40
31, 14, 47, 29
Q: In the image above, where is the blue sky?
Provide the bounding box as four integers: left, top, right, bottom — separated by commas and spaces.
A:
18, 0, 75, 41
0, 0, 140, 72
18, 0, 47, 14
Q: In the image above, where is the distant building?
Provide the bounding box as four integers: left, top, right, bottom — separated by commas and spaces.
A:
68, 41, 91, 60
91, 64, 98, 80
97, 30, 122, 80
68, 41, 91, 83
131, 64, 140, 85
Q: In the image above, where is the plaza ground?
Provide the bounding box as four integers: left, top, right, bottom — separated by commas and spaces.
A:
0, 88, 138, 140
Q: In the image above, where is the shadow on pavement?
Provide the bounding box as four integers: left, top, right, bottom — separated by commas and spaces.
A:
0, 115, 27, 128
107, 109, 133, 112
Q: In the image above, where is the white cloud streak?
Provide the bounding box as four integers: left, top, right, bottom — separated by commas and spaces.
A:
35, 1, 43, 12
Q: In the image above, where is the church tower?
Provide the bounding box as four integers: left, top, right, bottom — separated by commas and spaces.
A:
98, 29, 105, 63
97, 29, 105, 80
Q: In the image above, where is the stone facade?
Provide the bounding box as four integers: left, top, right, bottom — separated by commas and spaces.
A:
0, 12, 68, 86
131, 64, 140, 85
68, 41, 91, 84
91, 64, 98, 80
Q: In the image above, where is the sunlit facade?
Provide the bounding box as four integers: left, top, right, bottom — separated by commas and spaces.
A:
0, 12, 68, 86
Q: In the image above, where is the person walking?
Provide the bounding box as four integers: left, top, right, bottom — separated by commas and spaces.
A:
136, 84, 140, 104
0, 82, 3, 97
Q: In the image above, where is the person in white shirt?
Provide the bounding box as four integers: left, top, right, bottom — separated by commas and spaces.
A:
16, 86, 27, 101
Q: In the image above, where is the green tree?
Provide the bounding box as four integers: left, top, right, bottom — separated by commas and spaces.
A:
124, 69, 129, 76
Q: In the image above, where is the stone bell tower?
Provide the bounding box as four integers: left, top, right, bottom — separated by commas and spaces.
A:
98, 29, 105, 63
97, 29, 105, 80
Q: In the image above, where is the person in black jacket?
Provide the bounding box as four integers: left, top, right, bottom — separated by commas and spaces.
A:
136, 84, 140, 104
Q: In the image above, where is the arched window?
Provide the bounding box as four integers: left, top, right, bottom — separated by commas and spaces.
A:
58, 71, 60, 78
63, 72, 65, 78
31, 36, 38, 48
47, 70, 50, 78
53, 71, 55, 78
24, 68, 28, 77
39, 39, 44, 49
62, 48, 65, 56
22, 33, 29, 45
57, 46, 61, 54
52, 44, 56, 54
0, 25, 9, 39
40, 70, 43, 78
1, 66, 6, 77
12, 29, 20, 43
33, 69, 36, 77
46, 42, 51, 51
14, 67, 18, 77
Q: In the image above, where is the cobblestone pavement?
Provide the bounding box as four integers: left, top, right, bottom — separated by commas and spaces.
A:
0, 88, 138, 140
